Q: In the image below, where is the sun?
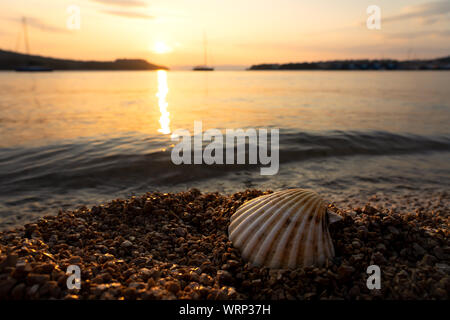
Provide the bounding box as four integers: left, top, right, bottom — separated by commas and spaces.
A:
153, 41, 172, 54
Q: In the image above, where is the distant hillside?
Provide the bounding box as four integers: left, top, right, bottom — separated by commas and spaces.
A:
249, 56, 450, 71
0, 49, 168, 71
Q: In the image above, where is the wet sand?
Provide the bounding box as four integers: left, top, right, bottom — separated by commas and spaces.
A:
0, 189, 448, 300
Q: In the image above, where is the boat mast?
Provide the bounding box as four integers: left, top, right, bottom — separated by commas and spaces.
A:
203, 31, 207, 66
22, 17, 30, 55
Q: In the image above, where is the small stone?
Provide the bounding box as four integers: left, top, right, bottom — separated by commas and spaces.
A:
432, 287, 446, 298
139, 268, 152, 278
400, 248, 409, 257
435, 263, 450, 272
388, 226, 400, 235
121, 240, 133, 248
372, 252, 387, 265
352, 241, 361, 249
39, 281, 58, 297
420, 254, 437, 266
357, 226, 368, 234
413, 243, 426, 256
128, 282, 145, 289
153, 209, 166, 215
228, 260, 240, 268
100, 291, 115, 300
314, 276, 330, 286
11, 283, 26, 300
352, 253, 364, 262
2, 254, 18, 268
337, 265, 355, 280
216, 270, 233, 285
27, 284, 40, 297
0, 278, 17, 298
251, 279, 262, 287
433, 247, 446, 260
199, 273, 213, 286
175, 228, 187, 237
27, 273, 50, 285
123, 287, 137, 300
34, 263, 55, 274
68, 256, 82, 264
166, 281, 181, 294
362, 205, 377, 215
13, 261, 32, 278
349, 285, 360, 298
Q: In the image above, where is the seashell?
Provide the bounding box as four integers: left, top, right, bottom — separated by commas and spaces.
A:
228, 189, 342, 269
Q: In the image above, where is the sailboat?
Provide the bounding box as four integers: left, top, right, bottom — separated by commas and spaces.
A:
15, 17, 53, 72
193, 32, 214, 71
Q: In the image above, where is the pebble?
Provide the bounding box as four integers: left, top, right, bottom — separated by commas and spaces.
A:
337, 265, 355, 280
413, 243, 426, 256
216, 270, 233, 285
0, 189, 448, 300
121, 240, 133, 248
27, 274, 50, 285
388, 226, 400, 235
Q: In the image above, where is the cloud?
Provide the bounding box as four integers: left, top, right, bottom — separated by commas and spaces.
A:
101, 9, 154, 19
383, 1, 450, 25
92, 0, 153, 20
384, 29, 450, 39
90, 0, 148, 7
9, 17, 69, 33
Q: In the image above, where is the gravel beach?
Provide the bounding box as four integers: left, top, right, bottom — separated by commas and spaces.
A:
0, 189, 448, 300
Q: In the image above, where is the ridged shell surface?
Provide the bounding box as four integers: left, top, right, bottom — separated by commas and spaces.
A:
228, 189, 336, 269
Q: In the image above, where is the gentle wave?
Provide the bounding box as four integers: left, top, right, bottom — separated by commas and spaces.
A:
1, 130, 449, 193
279, 130, 450, 158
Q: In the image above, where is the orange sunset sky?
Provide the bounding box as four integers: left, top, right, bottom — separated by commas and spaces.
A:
0, 0, 449, 68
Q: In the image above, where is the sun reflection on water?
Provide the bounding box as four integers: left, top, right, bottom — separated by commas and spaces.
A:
156, 70, 171, 135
